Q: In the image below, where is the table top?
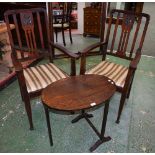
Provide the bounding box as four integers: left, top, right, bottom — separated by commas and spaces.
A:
41, 74, 116, 112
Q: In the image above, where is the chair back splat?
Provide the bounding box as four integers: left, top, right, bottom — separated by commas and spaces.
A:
103, 9, 150, 60
4, 8, 52, 62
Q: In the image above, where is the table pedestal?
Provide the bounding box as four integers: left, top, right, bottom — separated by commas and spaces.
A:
71, 99, 111, 152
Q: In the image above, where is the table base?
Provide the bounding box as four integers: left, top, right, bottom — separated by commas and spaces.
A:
90, 136, 111, 152
71, 102, 111, 152
43, 99, 111, 152
71, 110, 93, 123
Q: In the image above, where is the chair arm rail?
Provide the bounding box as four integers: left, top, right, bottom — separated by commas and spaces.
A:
50, 42, 79, 59
79, 41, 108, 55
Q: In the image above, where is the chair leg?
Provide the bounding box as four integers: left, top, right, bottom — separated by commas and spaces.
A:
69, 26, 73, 44
127, 73, 135, 99
62, 28, 66, 46
126, 83, 132, 99
23, 96, 34, 130
116, 93, 126, 124
55, 29, 58, 42
20, 90, 25, 102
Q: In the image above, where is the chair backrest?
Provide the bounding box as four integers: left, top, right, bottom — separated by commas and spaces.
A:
62, 2, 72, 22
54, 2, 72, 24
104, 9, 150, 60
4, 8, 51, 62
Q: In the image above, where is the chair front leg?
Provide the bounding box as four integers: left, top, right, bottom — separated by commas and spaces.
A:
17, 71, 34, 130
126, 72, 135, 99
116, 92, 127, 124
116, 69, 135, 123
126, 81, 133, 99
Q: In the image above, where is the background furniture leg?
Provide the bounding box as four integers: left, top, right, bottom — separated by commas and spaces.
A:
69, 26, 73, 44
55, 29, 58, 42
62, 28, 66, 46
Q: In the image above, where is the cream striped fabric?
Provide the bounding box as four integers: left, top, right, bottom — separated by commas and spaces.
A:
86, 60, 129, 88
23, 63, 68, 93
53, 23, 69, 28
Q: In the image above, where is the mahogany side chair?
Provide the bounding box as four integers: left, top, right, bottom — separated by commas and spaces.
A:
4, 8, 78, 130
53, 2, 73, 46
79, 9, 150, 123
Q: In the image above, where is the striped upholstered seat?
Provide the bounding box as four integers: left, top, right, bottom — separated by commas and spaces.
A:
23, 63, 68, 93
53, 23, 69, 28
86, 60, 129, 88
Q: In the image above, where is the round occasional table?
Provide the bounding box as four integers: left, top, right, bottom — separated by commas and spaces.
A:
41, 74, 116, 152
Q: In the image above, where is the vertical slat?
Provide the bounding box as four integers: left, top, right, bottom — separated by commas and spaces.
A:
31, 13, 37, 51
62, 3, 65, 26
117, 13, 127, 53
107, 3, 110, 15
37, 12, 45, 49
120, 30, 127, 53
13, 14, 24, 58
100, 3, 107, 60
46, 3, 54, 62
48, 3, 54, 42
117, 13, 127, 54
28, 31, 33, 51
32, 31, 37, 50
117, 30, 124, 52
139, 16, 149, 50
25, 30, 30, 49
110, 12, 120, 53
100, 2, 107, 43
130, 17, 142, 57
105, 13, 113, 43
125, 16, 136, 55
122, 30, 131, 54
